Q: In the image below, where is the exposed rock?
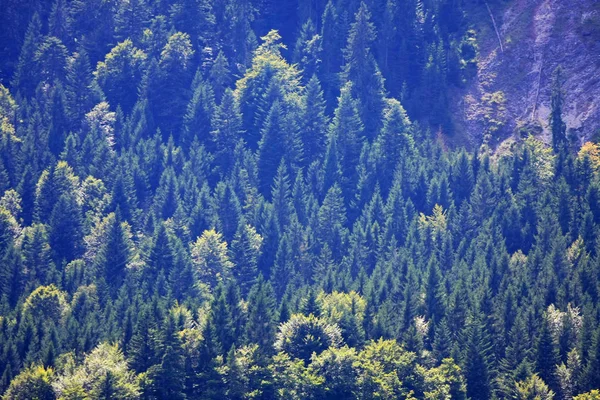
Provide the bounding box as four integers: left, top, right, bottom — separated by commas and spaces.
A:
453, 0, 600, 149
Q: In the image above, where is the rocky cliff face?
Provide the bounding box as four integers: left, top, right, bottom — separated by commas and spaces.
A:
452, 0, 600, 149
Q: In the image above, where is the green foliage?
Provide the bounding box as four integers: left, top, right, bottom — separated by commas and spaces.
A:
514, 374, 555, 400
275, 313, 343, 363
53, 343, 141, 399
95, 40, 147, 113
191, 229, 234, 290
23, 285, 68, 323
3, 365, 55, 400
1, 2, 600, 399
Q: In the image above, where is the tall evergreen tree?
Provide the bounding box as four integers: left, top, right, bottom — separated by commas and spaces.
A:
464, 314, 495, 400
550, 66, 567, 153
245, 276, 277, 357
96, 212, 131, 293
342, 2, 386, 139
301, 75, 329, 166
48, 193, 83, 265
329, 82, 363, 198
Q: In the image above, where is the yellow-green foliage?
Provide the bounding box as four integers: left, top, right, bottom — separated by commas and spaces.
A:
419, 204, 447, 238
422, 359, 467, 400
578, 141, 600, 175
3, 365, 55, 400
0, 83, 20, 144
354, 339, 419, 399
235, 30, 303, 110
317, 290, 366, 326
23, 284, 68, 323
275, 313, 343, 362
53, 343, 141, 399
190, 229, 234, 289
270, 351, 325, 399
481, 90, 507, 138
514, 374, 555, 400
575, 390, 600, 399
523, 135, 556, 183
271, 339, 467, 400
160, 32, 194, 70
95, 40, 147, 80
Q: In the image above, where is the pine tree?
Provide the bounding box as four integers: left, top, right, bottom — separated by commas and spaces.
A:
209, 284, 234, 352
329, 82, 363, 198
464, 314, 495, 400
11, 13, 42, 98
582, 327, 600, 391
342, 2, 386, 138
147, 224, 177, 283
322, 135, 343, 196
211, 89, 244, 176
318, 184, 348, 261
47, 83, 69, 156
225, 281, 247, 344
115, 0, 150, 43
425, 257, 445, 322
129, 309, 161, 373
271, 161, 294, 231
302, 75, 329, 166
151, 317, 186, 399
550, 66, 567, 153
182, 74, 215, 147
433, 318, 453, 363
452, 150, 474, 205
230, 219, 262, 297
245, 276, 277, 357
210, 50, 231, 103
320, 1, 343, 107
96, 211, 131, 293
48, 193, 83, 265
376, 98, 412, 191
258, 101, 302, 196
49, 0, 69, 43
293, 19, 322, 81
536, 314, 560, 392
21, 224, 57, 290
213, 182, 242, 243
272, 232, 294, 298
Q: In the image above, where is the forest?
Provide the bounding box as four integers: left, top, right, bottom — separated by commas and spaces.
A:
0, 0, 599, 398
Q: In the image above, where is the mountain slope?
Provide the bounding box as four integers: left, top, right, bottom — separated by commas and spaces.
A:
454, 0, 600, 147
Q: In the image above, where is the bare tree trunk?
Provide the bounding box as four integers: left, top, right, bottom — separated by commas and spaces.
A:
486, 2, 504, 53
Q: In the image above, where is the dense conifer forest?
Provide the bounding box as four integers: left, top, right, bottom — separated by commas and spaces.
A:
0, 0, 600, 398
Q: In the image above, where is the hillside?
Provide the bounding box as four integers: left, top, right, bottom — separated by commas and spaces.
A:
454, 0, 600, 148
0, 0, 600, 399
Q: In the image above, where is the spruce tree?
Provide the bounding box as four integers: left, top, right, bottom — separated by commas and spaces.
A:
329, 82, 363, 198
230, 219, 262, 297
96, 211, 131, 294
464, 314, 495, 400
302, 75, 329, 166
342, 2, 386, 138
550, 66, 567, 153
48, 193, 83, 265
182, 75, 215, 147
211, 89, 244, 176
271, 161, 294, 231
115, 0, 150, 43
245, 276, 277, 357
536, 314, 560, 392
318, 184, 348, 261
